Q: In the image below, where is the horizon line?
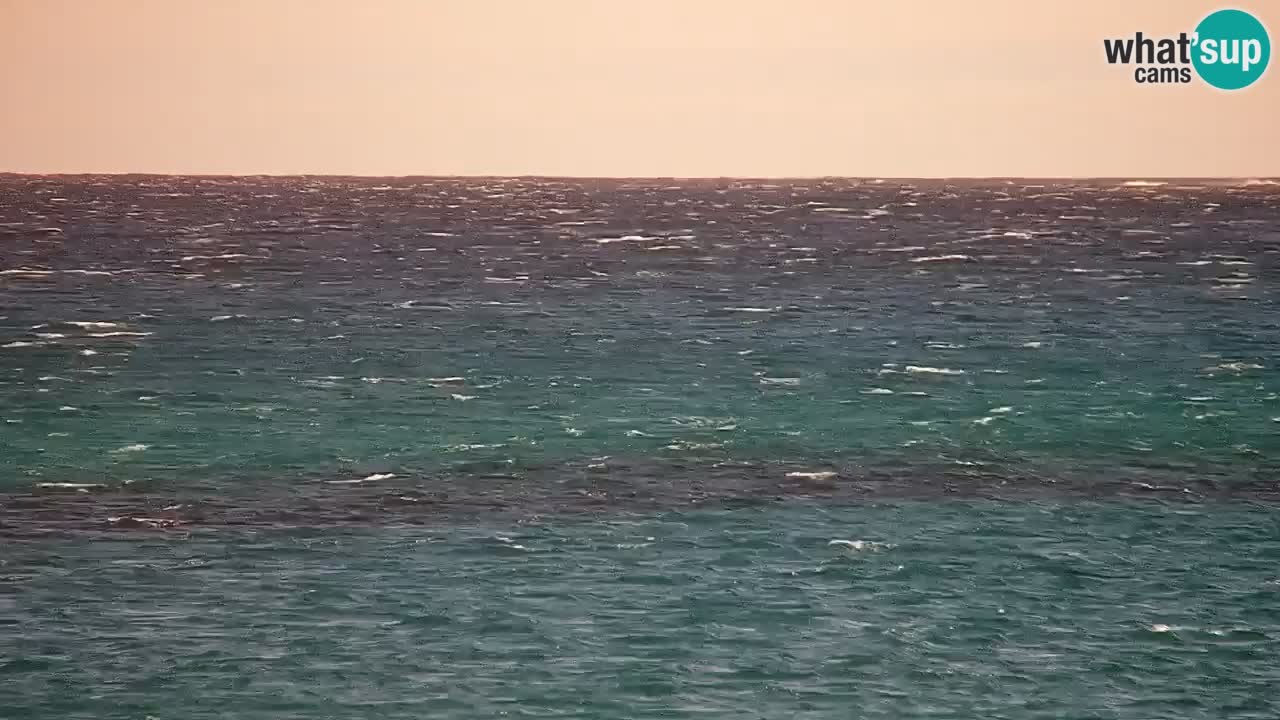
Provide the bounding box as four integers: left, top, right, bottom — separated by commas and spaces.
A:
2, 172, 1279, 182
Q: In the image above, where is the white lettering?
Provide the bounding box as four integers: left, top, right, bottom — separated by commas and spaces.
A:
1201, 38, 1219, 64
1242, 38, 1262, 72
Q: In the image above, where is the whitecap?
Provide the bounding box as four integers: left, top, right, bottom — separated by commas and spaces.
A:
787, 471, 837, 482
904, 365, 965, 376
112, 443, 149, 454
35, 482, 105, 491
65, 321, 123, 329
327, 473, 395, 485
492, 536, 531, 551
1206, 362, 1263, 374
828, 539, 892, 552
593, 234, 660, 244
910, 254, 975, 263
179, 253, 252, 261
443, 443, 506, 452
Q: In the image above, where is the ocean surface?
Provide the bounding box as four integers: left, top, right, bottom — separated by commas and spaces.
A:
2, 176, 1278, 718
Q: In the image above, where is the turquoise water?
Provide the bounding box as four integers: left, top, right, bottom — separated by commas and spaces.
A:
5, 503, 1280, 719
1, 176, 1279, 717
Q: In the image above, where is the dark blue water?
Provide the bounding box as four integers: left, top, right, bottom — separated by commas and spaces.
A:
2, 176, 1278, 718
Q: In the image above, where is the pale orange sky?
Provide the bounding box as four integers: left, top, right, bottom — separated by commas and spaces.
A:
0, 0, 1276, 177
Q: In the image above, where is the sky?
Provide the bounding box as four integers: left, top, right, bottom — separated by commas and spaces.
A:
0, 0, 1276, 177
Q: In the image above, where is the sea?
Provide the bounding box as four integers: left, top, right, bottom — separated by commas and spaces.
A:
1, 175, 1278, 719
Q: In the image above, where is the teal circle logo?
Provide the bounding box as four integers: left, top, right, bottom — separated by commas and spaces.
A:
1192, 9, 1270, 89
